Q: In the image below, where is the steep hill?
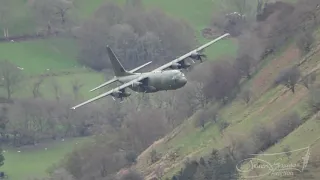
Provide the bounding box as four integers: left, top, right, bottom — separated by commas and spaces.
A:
132, 30, 320, 179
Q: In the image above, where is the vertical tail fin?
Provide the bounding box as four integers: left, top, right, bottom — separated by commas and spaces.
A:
106, 46, 132, 77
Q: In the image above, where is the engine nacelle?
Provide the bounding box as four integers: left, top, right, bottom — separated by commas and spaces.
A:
189, 52, 207, 62
170, 63, 181, 69
111, 90, 131, 98
169, 61, 191, 69
131, 81, 143, 88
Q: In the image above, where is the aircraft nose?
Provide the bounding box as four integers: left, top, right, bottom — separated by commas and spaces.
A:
178, 76, 187, 85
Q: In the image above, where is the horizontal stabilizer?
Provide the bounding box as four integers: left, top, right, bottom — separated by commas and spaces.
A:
129, 61, 152, 73
90, 77, 117, 92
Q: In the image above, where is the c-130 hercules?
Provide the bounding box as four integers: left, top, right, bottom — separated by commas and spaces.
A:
71, 33, 230, 109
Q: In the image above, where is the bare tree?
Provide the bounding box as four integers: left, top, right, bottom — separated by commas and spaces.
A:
32, 0, 75, 34
308, 86, 320, 113
76, 2, 194, 71
0, 60, 23, 100
32, 77, 45, 99
234, 33, 264, 79
296, 30, 315, 56
250, 123, 274, 152
50, 78, 61, 102
94, 1, 124, 27
203, 58, 241, 104
273, 111, 301, 140
0, 106, 9, 141
0, 0, 12, 38
71, 79, 83, 100
301, 72, 316, 89
274, 65, 301, 93
194, 109, 207, 129
239, 87, 252, 105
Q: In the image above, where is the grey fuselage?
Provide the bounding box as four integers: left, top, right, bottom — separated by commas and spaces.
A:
117, 70, 187, 93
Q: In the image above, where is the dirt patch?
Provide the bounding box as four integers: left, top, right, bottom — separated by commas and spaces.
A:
251, 46, 300, 97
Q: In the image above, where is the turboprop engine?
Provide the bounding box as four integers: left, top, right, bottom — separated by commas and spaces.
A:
110, 89, 131, 101
189, 51, 207, 62
169, 60, 191, 70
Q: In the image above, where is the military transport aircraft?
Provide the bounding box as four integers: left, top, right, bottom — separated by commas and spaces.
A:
71, 33, 230, 109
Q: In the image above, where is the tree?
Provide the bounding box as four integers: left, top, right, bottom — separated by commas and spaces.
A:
71, 79, 83, 100
76, 2, 195, 71
296, 30, 315, 56
0, 60, 23, 100
273, 112, 301, 140
274, 66, 301, 93
194, 109, 207, 129
0, 106, 9, 141
32, 0, 75, 34
0, 0, 13, 38
239, 87, 252, 105
308, 86, 320, 113
203, 58, 241, 104
32, 77, 44, 98
301, 71, 316, 89
0, 147, 4, 167
234, 33, 264, 79
50, 78, 61, 102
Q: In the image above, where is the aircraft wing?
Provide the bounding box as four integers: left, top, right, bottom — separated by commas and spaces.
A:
90, 77, 117, 92
71, 75, 148, 110
129, 61, 152, 73
152, 33, 230, 72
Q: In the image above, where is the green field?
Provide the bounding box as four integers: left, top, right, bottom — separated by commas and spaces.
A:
1, 137, 90, 180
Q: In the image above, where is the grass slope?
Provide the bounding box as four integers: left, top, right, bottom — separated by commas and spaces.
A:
134, 42, 320, 179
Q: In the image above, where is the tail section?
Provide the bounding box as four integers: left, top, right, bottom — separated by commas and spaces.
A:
107, 46, 133, 77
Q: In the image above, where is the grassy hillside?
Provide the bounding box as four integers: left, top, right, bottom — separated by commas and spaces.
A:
133, 33, 320, 179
